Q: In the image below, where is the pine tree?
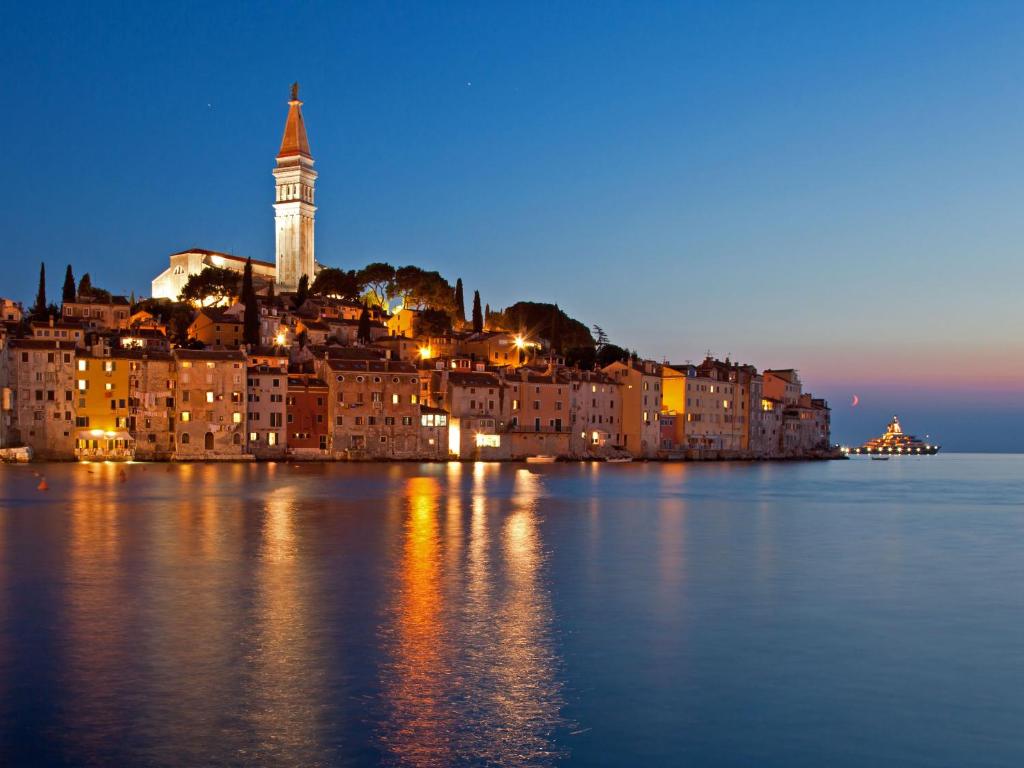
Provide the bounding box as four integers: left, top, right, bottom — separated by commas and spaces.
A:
471, 290, 483, 333
242, 258, 260, 347
31, 263, 47, 318
454, 278, 466, 324
62, 265, 76, 303
357, 304, 371, 344
295, 274, 309, 308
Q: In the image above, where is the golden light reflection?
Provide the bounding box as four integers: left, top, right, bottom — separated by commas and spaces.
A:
379, 476, 452, 766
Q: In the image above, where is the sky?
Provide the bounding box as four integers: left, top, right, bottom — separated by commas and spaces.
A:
1, 1, 1022, 450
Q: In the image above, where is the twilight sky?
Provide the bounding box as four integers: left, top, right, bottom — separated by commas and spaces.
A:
2, 2, 1022, 450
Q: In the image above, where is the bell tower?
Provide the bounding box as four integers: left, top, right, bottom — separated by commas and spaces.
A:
273, 82, 317, 292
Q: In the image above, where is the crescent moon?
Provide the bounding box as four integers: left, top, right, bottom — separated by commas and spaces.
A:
851, 394, 860, 407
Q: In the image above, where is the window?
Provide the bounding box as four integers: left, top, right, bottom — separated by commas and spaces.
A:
181, 433, 190, 444
206, 391, 214, 403
78, 359, 87, 371
232, 412, 242, 423
392, 393, 399, 405
181, 411, 191, 422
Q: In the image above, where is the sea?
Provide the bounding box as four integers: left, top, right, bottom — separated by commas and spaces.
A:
0, 454, 1022, 767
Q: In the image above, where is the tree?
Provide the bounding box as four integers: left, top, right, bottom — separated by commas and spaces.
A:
78, 273, 92, 298
597, 343, 629, 367
393, 266, 454, 312
471, 290, 483, 333
495, 301, 594, 350
294, 273, 310, 308
564, 346, 597, 369
549, 303, 563, 353
357, 262, 396, 309
357, 305, 371, 344
62, 265, 76, 303
169, 304, 195, 344
592, 325, 610, 352
179, 266, 240, 306
454, 278, 466, 324
241, 258, 260, 347
31, 263, 47, 318
414, 308, 453, 338
311, 267, 361, 301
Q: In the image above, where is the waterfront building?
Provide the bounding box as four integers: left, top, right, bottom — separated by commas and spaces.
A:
125, 350, 176, 460
246, 349, 289, 458
418, 405, 450, 459
322, 358, 423, 458
73, 350, 133, 460
505, 366, 572, 458
62, 295, 131, 330
0, 339, 78, 459
602, 359, 662, 458
763, 369, 802, 405
425, 367, 509, 459
171, 349, 248, 460
569, 369, 622, 455
286, 373, 330, 456
748, 374, 783, 458
782, 394, 831, 455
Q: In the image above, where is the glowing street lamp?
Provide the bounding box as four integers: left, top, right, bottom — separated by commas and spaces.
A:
419, 346, 433, 360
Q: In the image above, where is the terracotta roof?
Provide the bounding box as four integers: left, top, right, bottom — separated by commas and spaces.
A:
325, 358, 417, 374
278, 85, 312, 159
7, 339, 77, 350
172, 349, 247, 362
170, 248, 276, 269
447, 370, 502, 387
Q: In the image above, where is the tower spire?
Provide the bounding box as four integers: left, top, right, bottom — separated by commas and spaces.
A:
273, 83, 317, 292
278, 82, 312, 159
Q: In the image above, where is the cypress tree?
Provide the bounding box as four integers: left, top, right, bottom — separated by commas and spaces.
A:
454, 278, 466, 324
242, 258, 260, 347
32, 263, 47, 318
471, 290, 483, 333
295, 274, 309, 308
78, 273, 92, 298
357, 304, 371, 344
62, 265, 76, 303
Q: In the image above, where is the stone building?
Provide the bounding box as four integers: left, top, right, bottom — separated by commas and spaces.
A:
286, 373, 330, 456
188, 307, 244, 349
62, 295, 131, 330
171, 349, 248, 460
246, 349, 288, 458
125, 350, 176, 461
322, 358, 423, 458
425, 367, 509, 460
73, 350, 133, 460
569, 369, 622, 456
505, 366, 572, 459
602, 359, 663, 458
0, 339, 77, 459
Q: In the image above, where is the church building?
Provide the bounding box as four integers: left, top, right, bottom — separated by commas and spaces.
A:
151, 84, 319, 300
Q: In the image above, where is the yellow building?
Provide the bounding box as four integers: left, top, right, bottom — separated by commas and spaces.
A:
74, 352, 133, 460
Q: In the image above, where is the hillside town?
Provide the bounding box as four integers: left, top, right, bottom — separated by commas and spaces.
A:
0, 86, 832, 463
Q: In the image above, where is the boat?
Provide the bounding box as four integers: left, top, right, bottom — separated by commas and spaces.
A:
605, 456, 633, 463
848, 416, 940, 456
525, 455, 557, 464
871, 456, 890, 461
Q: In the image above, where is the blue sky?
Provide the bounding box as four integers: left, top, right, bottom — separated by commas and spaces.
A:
2, 1, 1022, 449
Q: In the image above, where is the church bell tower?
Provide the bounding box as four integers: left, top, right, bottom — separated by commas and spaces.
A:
273, 82, 317, 292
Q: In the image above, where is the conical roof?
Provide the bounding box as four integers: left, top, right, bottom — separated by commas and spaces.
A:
278, 82, 312, 159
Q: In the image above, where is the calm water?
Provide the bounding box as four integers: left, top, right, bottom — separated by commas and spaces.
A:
1, 455, 1023, 767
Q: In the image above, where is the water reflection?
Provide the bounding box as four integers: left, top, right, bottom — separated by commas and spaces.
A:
377, 470, 566, 766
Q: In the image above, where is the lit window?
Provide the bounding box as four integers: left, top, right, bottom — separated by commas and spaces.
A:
232, 412, 242, 423
181, 411, 191, 422
475, 433, 500, 448
105, 383, 113, 391
206, 391, 214, 403
77, 379, 87, 391
78, 360, 87, 372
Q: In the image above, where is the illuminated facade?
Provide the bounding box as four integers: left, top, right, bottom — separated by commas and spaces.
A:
273, 83, 317, 292
0, 339, 77, 459
74, 351, 133, 460
246, 350, 289, 458
602, 359, 662, 458
171, 349, 248, 460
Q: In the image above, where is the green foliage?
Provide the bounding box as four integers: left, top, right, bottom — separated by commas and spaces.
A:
454, 278, 466, 324
597, 343, 629, 367
565, 346, 598, 369
414, 308, 453, 338
357, 262, 396, 309
491, 301, 594, 350
471, 290, 483, 334
357, 305, 372, 344
311, 268, 362, 301
168, 304, 195, 344
242, 258, 260, 347
179, 267, 240, 305
393, 266, 454, 312
295, 274, 310, 308
31, 263, 47, 318
62, 265, 76, 304
77, 273, 91, 298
